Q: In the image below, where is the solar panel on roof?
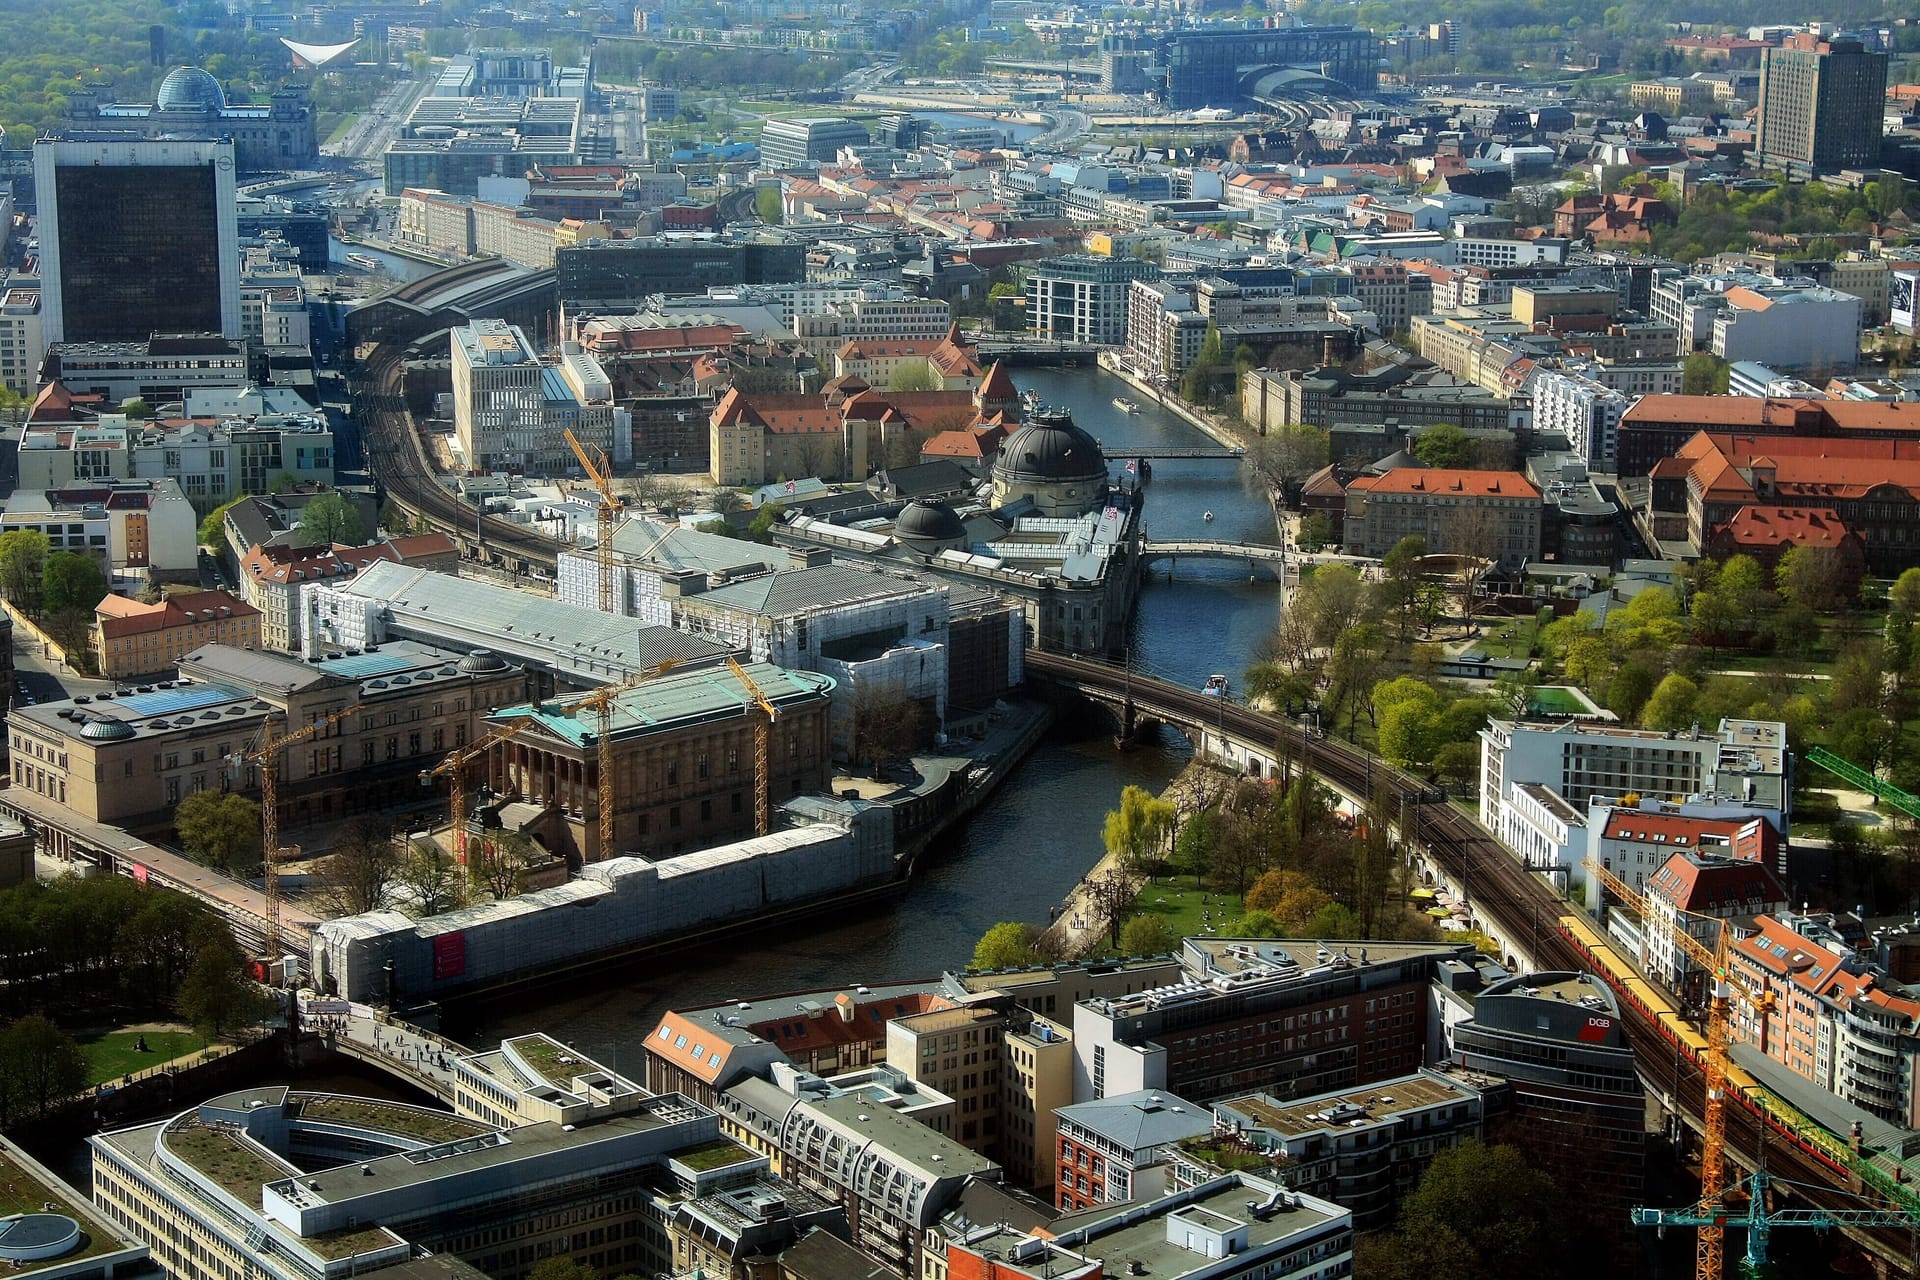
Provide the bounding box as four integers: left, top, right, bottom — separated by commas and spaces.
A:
118, 683, 246, 716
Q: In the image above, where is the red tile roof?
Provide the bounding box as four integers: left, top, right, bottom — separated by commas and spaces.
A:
1344, 467, 1541, 498
95, 589, 259, 641
1646, 851, 1787, 915
1718, 505, 1856, 550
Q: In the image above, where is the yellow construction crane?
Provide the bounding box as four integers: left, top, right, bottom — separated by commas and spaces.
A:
419, 661, 680, 863
1585, 857, 1775, 1280
228, 703, 364, 980
726, 657, 781, 836
420, 714, 539, 863
566, 426, 622, 615
565, 659, 679, 859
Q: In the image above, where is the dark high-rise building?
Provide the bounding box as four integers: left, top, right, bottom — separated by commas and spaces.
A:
555, 236, 805, 306
148, 24, 165, 66
33, 137, 241, 344
1757, 35, 1889, 175
1451, 971, 1645, 1230
1159, 26, 1378, 109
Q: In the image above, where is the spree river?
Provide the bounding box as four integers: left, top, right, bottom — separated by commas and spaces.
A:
450, 367, 1284, 1058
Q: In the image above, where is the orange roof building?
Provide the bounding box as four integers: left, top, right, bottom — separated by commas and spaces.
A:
1342, 468, 1543, 565
1616, 395, 1920, 477
92, 589, 262, 680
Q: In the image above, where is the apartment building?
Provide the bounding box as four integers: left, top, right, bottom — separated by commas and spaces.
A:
1757, 35, 1889, 174
1531, 370, 1629, 468
1340, 468, 1543, 567
93, 589, 261, 680
239, 534, 459, 651
1052, 1089, 1211, 1211
18, 411, 336, 510
1240, 365, 1514, 440
1614, 394, 1920, 477
1026, 255, 1159, 345
0, 478, 198, 574
0, 282, 45, 395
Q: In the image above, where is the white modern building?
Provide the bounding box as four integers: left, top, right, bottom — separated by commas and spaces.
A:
450, 322, 621, 474
1711, 284, 1863, 371
0, 280, 46, 395
34, 137, 242, 344
1531, 370, 1629, 468
18, 411, 334, 510
0, 477, 197, 574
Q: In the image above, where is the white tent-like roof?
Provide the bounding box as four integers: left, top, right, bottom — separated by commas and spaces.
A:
279, 37, 359, 68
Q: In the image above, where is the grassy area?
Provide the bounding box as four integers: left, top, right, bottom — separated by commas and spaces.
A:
504, 1034, 588, 1088
1129, 882, 1243, 938
1528, 686, 1591, 716
672, 1139, 758, 1172
295, 1096, 488, 1145
1468, 615, 1541, 661
163, 1124, 292, 1201
79, 1029, 204, 1084
321, 112, 355, 145
1698, 655, 1838, 677
0, 1143, 121, 1266
304, 1225, 403, 1261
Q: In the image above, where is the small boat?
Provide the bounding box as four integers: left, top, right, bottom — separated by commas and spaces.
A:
347, 252, 381, 271
1202, 674, 1230, 698
1112, 396, 1140, 414
1020, 389, 1043, 413
1203, 509, 1215, 522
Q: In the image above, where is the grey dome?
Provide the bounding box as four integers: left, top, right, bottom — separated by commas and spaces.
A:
156, 66, 225, 112
77, 717, 135, 741
995, 409, 1107, 485
895, 501, 966, 542
457, 649, 507, 673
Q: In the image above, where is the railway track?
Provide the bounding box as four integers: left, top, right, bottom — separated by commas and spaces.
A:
351, 346, 562, 577
1028, 650, 1920, 1270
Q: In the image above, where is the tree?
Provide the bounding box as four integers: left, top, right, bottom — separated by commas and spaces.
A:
317, 815, 399, 915
1433, 740, 1481, 792
747, 503, 786, 544
1172, 809, 1218, 886
1293, 564, 1372, 648
395, 840, 468, 917
300, 492, 366, 547
1103, 784, 1176, 878
41, 551, 109, 616
1242, 868, 1331, 934
1640, 672, 1700, 732
176, 922, 266, 1039
529, 1259, 599, 1280
200, 495, 247, 547
1357, 1141, 1566, 1280
1682, 351, 1730, 395
0, 529, 50, 608
117, 891, 214, 1003
1410, 423, 1472, 468
755, 185, 784, 224
1085, 866, 1141, 947
706, 488, 747, 516
1892, 567, 1920, 620
1295, 512, 1332, 552
175, 792, 264, 874
886, 362, 941, 392
1373, 676, 1446, 768
1118, 914, 1179, 956
119, 397, 155, 420
853, 687, 929, 778
470, 829, 537, 900
1247, 424, 1330, 497
1776, 545, 1857, 614
1441, 504, 1504, 616
1377, 535, 1430, 640
971, 921, 1040, 969
0, 1016, 89, 1124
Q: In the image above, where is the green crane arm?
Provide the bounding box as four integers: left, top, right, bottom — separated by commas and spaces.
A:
1634, 1170, 1920, 1278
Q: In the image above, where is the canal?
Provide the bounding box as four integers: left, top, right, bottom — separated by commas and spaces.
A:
449, 365, 1285, 1056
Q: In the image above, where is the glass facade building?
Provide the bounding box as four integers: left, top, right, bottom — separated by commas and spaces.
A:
1159, 26, 1378, 108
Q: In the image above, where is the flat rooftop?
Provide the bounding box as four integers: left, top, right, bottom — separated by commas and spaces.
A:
1053, 1178, 1346, 1274
1218, 1071, 1474, 1138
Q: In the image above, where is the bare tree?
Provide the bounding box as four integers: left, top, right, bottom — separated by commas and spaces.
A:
706, 487, 747, 516
620, 472, 667, 513
1246, 424, 1330, 501
315, 815, 400, 915
1085, 866, 1142, 947
469, 829, 537, 900
883, 427, 931, 470
1440, 504, 1505, 618
394, 840, 469, 917
793, 434, 838, 481
853, 686, 930, 778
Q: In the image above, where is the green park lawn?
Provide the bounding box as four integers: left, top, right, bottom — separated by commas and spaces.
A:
1129, 882, 1243, 940
1468, 615, 1540, 660
79, 1029, 204, 1084
1529, 686, 1590, 715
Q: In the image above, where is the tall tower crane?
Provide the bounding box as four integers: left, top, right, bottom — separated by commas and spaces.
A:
725, 657, 780, 837
1636, 1169, 1919, 1278
228, 703, 364, 980
1585, 857, 1777, 1280
566, 426, 622, 615
419, 661, 680, 863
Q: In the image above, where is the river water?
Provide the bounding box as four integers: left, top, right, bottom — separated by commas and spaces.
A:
448, 366, 1284, 1057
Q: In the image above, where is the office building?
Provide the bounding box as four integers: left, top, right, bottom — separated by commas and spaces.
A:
557, 236, 806, 306
40, 337, 250, 404
1478, 717, 1793, 867
430, 48, 556, 98
19, 410, 335, 511
91, 1038, 749, 1280
1451, 971, 1646, 1222
1159, 26, 1377, 106
60, 68, 317, 170
1757, 35, 1889, 174
383, 96, 583, 195
1341, 468, 1543, 568
939, 1174, 1352, 1280
1207, 1069, 1501, 1231
0, 1133, 155, 1280
449, 322, 620, 474
1026, 255, 1159, 345
34, 138, 241, 344
0, 479, 197, 575
1052, 1089, 1212, 1211
1614, 393, 1920, 477
7, 640, 526, 835
1241, 365, 1515, 442
760, 117, 872, 168
1071, 938, 1474, 1104
0, 281, 46, 395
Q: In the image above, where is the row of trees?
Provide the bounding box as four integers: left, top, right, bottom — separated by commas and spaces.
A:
0, 875, 264, 1034
314, 814, 540, 917
0, 529, 110, 658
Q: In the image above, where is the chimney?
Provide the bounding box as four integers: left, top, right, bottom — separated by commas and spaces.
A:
660, 569, 706, 599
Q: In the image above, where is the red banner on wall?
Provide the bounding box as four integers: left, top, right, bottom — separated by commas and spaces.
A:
432, 931, 467, 980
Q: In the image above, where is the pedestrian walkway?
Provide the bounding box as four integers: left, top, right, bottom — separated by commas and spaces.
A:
305, 996, 466, 1103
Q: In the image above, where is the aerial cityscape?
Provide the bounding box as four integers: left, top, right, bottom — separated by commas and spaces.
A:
10, 1, 1920, 1278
